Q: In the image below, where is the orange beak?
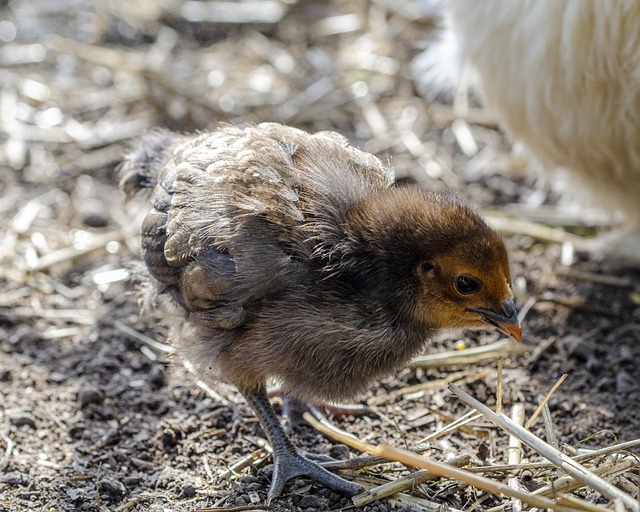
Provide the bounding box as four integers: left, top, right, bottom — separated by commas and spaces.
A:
468, 298, 522, 342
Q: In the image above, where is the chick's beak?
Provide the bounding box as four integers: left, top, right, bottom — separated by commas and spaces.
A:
468, 298, 522, 342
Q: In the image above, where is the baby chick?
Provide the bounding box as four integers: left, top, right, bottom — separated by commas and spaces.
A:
120, 123, 520, 503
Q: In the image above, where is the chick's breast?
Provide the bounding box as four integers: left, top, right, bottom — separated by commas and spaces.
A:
122, 123, 397, 400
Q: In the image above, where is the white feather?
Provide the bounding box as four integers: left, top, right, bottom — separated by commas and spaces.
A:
415, 0, 640, 260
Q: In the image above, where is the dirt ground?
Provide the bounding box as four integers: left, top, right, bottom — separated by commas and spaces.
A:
1, 1, 639, 511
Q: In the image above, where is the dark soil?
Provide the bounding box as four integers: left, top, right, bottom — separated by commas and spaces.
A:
1, 1, 639, 511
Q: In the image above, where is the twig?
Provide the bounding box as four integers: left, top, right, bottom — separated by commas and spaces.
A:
305, 412, 588, 512
198, 505, 272, 512
556, 269, 634, 288
0, 432, 15, 473
449, 384, 640, 512
396, 369, 494, 397
483, 214, 585, 244
114, 320, 173, 354
218, 449, 267, 480
322, 409, 480, 470
30, 228, 127, 271
573, 438, 640, 462
525, 374, 567, 429
532, 458, 639, 499
410, 340, 535, 369
542, 404, 559, 450
496, 358, 503, 415
507, 404, 526, 512
352, 454, 471, 507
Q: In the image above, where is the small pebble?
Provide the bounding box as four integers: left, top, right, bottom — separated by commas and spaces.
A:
618, 346, 634, 364
83, 212, 109, 228
10, 413, 36, 428
566, 337, 594, 362
616, 370, 636, 394
77, 387, 104, 408
48, 372, 65, 383
161, 427, 178, 448
123, 476, 143, 488
234, 495, 249, 506
328, 444, 350, 460
19, 491, 40, 500
181, 483, 196, 498
149, 366, 166, 388
1, 472, 29, 486
98, 477, 126, 499
300, 494, 324, 509
290, 478, 307, 490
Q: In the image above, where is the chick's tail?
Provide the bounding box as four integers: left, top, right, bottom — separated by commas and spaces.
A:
119, 128, 181, 201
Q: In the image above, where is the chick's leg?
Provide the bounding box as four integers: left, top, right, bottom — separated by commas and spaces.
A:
278, 393, 373, 434
243, 388, 364, 503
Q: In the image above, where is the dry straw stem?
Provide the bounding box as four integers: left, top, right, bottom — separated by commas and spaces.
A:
397, 369, 494, 396
483, 214, 586, 244
29, 228, 127, 271
469, 437, 640, 474
531, 458, 639, 499
352, 454, 471, 507
0, 432, 14, 473
114, 320, 174, 354
496, 357, 504, 415
525, 373, 568, 429
304, 412, 589, 512
219, 449, 267, 480
409, 340, 535, 369
415, 408, 482, 442
506, 403, 526, 512
556, 269, 634, 288
322, 408, 481, 471
449, 384, 640, 512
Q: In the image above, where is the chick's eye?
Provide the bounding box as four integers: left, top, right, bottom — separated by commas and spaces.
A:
455, 275, 481, 295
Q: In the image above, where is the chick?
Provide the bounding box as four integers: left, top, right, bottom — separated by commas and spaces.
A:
120, 123, 520, 503
414, 1, 640, 262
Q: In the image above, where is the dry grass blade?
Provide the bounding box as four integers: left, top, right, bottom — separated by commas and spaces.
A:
352, 454, 471, 507
198, 505, 272, 512
506, 403, 526, 512
29, 229, 127, 271
556, 269, 634, 288
114, 320, 173, 354
304, 412, 588, 512
449, 384, 640, 512
573, 438, 640, 462
218, 449, 268, 480
397, 369, 494, 396
0, 432, 15, 473
320, 408, 480, 471
496, 357, 503, 415
525, 373, 568, 429
410, 340, 535, 369
416, 408, 482, 443
483, 214, 586, 244
532, 458, 639, 499
542, 403, 560, 450
467, 437, 640, 473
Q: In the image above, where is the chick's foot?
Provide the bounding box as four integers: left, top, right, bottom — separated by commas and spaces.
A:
244, 389, 364, 503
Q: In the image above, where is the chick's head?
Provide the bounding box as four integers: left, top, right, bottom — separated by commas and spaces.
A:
341, 187, 521, 340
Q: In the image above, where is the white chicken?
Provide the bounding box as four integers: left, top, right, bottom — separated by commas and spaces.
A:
414, 0, 640, 262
